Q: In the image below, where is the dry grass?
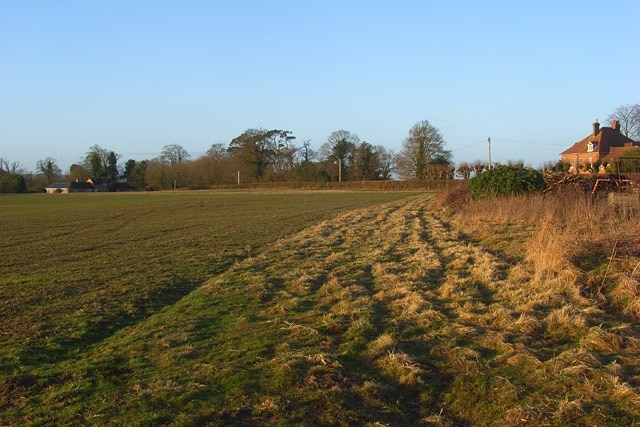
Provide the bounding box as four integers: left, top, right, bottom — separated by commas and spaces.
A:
611, 275, 640, 320
525, 217, 578, 283
580, 326, 624, 352
432, 185, 640, 424
376, 351, 425, 385
368, 333, 396, 360
447, 190, 640, 316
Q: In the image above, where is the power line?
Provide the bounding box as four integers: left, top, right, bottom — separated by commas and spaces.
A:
490, 139, 566, 147
451, 138, 565, 153
451, 140, 486, 152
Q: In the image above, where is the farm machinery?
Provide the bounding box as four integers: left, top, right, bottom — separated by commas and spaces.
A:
543, 173, 640, 206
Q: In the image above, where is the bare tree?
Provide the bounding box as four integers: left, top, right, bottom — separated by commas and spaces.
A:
299, 139, 315, 163
0, 157, 25, 174
456, 162, 472, 179
188, 149, 234, 188
144, 158, 170, 190
185, 143, 234, 188
471, 160, 486, 177
395, 120, 451, 179
0, 157, 27, 193
607, 103, 640, 141
36, 157, 61, 184
295, 140, 321, 182
158, 144, 191, 188
375, 145, 395, 180
160, 144, 191, 165
206, 143, 228, 159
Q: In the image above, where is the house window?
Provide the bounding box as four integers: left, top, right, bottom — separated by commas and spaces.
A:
587, 142, 594, 152
588, 157, 593, 168
578, 158, 583, 166
569, 158, 574, 167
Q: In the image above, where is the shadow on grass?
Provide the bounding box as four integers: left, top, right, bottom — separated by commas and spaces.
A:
18, 274, 206, 367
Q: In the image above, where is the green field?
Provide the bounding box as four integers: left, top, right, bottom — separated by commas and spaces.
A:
2, 190, 639, 426
0, 191, 417, 424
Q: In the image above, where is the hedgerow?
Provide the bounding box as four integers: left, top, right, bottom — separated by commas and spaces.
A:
469, 165, 545, 199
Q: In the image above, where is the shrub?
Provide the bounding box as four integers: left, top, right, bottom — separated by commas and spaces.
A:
469, 165, 545, 199
0, 173, 27, 193
610, 148, 640, 173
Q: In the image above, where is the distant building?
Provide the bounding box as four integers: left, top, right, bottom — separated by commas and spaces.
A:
45, 181, 96, 194
561, 119, 639, 173
87, 178, 109, 192
70, 181, 97, 192
45, 178, 137, 193
44, 183, 70, 194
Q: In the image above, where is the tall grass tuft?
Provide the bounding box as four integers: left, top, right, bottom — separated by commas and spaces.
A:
447, 186, 640, 316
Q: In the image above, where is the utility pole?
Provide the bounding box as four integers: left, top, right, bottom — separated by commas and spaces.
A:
487, 137, 492, 170
338, 158, 342, 182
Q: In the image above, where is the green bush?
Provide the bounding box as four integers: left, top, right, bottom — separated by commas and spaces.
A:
0, 173, 27, 193
610, 148, 640, 173
469, 165, 545, 199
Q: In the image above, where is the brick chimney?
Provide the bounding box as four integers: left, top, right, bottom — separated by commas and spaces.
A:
611, 119, 620, 132
593, 119, 600, 136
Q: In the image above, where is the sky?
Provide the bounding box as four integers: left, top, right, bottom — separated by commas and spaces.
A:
1, 0, 639, 174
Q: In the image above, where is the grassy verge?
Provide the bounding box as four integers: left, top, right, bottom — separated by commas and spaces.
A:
434, 186, 640, 425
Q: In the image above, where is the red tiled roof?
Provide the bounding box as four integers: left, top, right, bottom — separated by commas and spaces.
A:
561, 126, 637, 156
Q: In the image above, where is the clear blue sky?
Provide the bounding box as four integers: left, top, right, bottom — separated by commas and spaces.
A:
1, 0, 639, 173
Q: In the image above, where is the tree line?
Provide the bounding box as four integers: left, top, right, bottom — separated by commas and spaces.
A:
2, 103, 638, 193
1, 120, 456, 192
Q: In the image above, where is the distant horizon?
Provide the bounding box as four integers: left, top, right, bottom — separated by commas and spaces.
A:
2, 1, 639, 174
7, 117, 628, 176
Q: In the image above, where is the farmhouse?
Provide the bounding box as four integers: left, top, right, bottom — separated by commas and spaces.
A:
45, 179, 137, 193
561, 119, 639, 173
87, 177, 109, 192
45, 181, 96, 194
44, 183, 70, 194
